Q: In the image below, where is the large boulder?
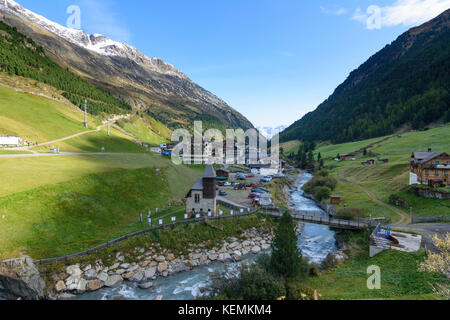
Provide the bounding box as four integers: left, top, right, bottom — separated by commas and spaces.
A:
157, 262, 168, 273
86, 280, 104, 292
65, 276, 87, 293
0, 256, 46, 300
104, 275, 123, 288
144, 267, 156, 279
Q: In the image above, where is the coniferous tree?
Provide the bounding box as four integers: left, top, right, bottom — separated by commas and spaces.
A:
270, 212, 306, 280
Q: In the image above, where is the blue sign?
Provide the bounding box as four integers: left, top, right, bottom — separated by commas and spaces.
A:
376, 225, 391, 239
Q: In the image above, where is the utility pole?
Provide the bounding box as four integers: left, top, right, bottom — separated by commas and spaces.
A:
84, 99, 88, 128
107, 118, 110, 136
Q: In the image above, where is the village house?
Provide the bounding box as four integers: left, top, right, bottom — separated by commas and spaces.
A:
215, 168, 230, 180
341, 153, 356, 161
0, 135, 21, 147
186, 165, 217, 216
410, 149, 450, 187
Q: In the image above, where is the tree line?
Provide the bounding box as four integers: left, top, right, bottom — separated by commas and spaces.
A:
0, 21, 132, 116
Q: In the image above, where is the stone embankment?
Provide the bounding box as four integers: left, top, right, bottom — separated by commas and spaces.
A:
48, 227, 274, 300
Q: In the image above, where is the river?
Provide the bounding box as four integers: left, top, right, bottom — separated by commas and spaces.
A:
76, 172, 337, 300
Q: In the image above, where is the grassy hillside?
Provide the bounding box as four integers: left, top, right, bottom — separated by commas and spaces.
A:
312, 125, 450, 221
0, 154, 203, 260
116, 114, 171, 146
0, 85, 99, 142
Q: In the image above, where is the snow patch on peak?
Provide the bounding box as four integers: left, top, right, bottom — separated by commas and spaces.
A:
0, 0, 188, 80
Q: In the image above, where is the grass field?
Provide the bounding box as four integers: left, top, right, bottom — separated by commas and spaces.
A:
0, 154, 203, 260
307, 229, 447, 300
310, 125, 450, 219
0, 85, 100, 143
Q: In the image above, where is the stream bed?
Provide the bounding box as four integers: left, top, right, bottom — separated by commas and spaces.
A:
76, 172, 337, 300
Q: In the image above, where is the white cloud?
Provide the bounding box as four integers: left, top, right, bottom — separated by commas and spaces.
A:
353, 0, 450, 29
80, 0, 131, 42
320, 5, 348, 16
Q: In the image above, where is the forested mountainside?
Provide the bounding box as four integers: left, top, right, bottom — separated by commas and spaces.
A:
0, 21, 132, 116
281, 9, 450, 144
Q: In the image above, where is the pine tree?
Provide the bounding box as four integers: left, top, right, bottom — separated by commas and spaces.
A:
270, 212, 306, 280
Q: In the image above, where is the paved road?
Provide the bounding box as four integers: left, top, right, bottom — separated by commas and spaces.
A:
393, 223, 450, 252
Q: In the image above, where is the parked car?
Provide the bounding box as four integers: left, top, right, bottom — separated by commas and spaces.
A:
219, 190, 228, 196
260, 178, 271, 183
245, 182, 253, 188
274, 173, 285, 178
217, 181, 225, 186
234, 183, 245, 190
224, 182, 232, 186
248, 192, 261, 199
252, 187, 268, 194
251, 183, 259, 188
246, 174, 255, 178
236, 174, 246, 180
231, 182, 238, 187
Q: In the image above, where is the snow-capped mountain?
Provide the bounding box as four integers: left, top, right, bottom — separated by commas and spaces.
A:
0, 0, 187, 79
257, 125, 287, 140
0, 0, 254, 130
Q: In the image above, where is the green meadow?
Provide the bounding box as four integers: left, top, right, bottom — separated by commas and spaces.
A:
0, 154, 203, 260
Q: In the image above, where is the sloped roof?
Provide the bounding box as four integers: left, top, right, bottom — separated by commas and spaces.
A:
203, 165, 216, 178
412, 152, 445, 164
191, 178, 204, 190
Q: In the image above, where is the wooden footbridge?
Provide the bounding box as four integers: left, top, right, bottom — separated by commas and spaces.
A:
269, 210, 373, 230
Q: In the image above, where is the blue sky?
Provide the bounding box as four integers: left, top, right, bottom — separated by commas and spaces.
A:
16, 0, 450, 127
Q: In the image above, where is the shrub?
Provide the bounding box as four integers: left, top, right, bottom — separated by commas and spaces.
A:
313, 186, 331, 201
207, 264, 286, 300
286, 281, 318, 300
336, 208, 365, 220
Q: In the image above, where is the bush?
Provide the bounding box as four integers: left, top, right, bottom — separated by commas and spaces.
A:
207, 264, 286, 300
286, 282, 318, 300
303, 173, 337, 195
335, 208, 365, 220
313, 186, 331, 201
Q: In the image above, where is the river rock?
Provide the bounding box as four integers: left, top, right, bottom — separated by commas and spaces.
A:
261, 244, 271, 251
84, 269, 97, 280
110, 263, 120, 270
155, 256, 166, 263
65, 276, 87, 293
86, 280, 104, 292
0, 256, 46, 300
122, 272, 135, 280
158, 262, 168, 273
139, 282, 153, 289
104, 275, 123, 287
66, 265, 82, 277
130, 272, 144, 283
115, 269, 126, 275
219, 253, 232, 262
96, 272, 108, 282
55, 280, 66, 293
228, 241, 240, 249
144, 267, 156, 279
167, 254, 175, 261
208, 254, 218, 261
251, 246, 261, 254
120, 263, 130, 269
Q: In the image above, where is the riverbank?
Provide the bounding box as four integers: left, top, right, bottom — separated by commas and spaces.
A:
36, 215, 276, 300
